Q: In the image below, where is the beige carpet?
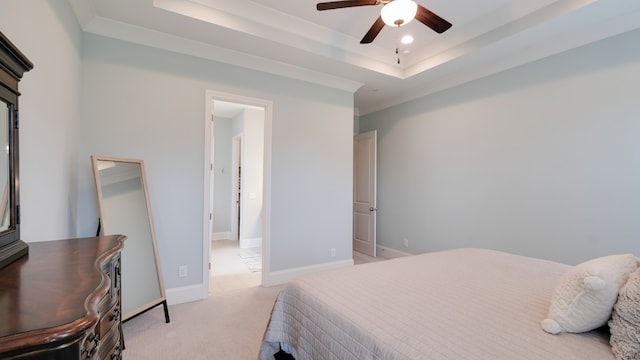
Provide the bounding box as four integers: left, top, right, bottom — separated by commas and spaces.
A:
123, 240, 278, 359
122, 242, 382, 359
122, 278, 283, 360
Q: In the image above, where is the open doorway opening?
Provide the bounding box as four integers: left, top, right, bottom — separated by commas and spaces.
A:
207, 98, 266, 295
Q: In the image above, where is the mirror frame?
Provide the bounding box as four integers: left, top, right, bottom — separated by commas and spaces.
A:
91, 155, 169, 322
0, 32, 33, 270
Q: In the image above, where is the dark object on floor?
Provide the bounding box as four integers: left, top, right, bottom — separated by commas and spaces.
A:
274, 348, 295, 360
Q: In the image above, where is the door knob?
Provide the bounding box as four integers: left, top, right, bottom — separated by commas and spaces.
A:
369, 207, 377, 212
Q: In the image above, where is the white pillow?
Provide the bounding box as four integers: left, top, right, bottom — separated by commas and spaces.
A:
541, 254, 638, 335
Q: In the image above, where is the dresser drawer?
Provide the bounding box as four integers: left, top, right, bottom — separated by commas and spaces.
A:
79, 304, 121, 359
98, 301, 121, 339
98, 256, 121, 312
102, 337, 123, 360
80, 328, 101, 359
97, 324, 121, 360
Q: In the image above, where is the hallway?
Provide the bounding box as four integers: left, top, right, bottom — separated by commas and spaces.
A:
210, 240, 262, 294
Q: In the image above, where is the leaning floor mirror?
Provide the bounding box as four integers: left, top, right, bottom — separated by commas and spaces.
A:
92, 156, 170, 323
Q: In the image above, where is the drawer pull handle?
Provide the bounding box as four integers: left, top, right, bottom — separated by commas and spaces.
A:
112, 344, 122, 360
114, 260, 121, 288
110, 307, 121, 321
83, 333, 100, 358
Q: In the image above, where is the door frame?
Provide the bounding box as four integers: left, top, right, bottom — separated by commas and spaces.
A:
203, 90, 272, 297
231, 135, 242, 242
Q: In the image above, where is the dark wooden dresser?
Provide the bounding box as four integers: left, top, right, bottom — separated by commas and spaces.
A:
0, 235, 126, 359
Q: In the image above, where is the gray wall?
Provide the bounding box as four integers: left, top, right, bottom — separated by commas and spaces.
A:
3, 0, 354, 295
360, 28, 640, 265
76, 34, 353, 289
2, 1, 83, 241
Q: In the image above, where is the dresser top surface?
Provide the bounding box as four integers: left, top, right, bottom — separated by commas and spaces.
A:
0, 236, 125, 346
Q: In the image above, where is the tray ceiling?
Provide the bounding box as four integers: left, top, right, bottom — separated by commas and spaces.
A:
69, 0, 640, 114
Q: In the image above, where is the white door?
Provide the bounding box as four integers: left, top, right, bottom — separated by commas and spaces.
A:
353, 130, 377, 257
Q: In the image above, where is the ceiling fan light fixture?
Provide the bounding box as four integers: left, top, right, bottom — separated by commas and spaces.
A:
381, 0, 418, 27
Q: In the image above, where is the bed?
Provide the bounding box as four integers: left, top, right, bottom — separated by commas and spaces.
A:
258, 248, 615, 360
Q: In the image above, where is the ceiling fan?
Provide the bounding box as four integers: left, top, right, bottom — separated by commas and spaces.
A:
316, 0, 452, 44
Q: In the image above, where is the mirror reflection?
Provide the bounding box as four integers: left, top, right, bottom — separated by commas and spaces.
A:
0, 100, 10, 232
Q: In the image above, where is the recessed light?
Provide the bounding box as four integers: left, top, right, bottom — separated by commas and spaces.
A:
403, 50, 411, 55
401, 35, 414, 44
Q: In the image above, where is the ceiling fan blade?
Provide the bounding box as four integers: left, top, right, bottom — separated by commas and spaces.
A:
317, 0, 378, 11
415, 5, 452, 33
360, 16, 385, 44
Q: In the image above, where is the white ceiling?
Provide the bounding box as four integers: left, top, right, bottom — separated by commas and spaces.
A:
68, 0, 640, 115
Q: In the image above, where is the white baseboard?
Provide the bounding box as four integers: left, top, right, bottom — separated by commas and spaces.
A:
166, 284, 205, 305
212, 231, 232, 241
376, 245, 411, 259
240, 237, 261, 249
167, 257, 359, 305
263, 258, 354, 287
166, 258, 355, 305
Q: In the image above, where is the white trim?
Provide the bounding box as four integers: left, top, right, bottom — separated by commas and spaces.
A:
211, 231, 232, 241
263, 259, 354, 287
166, 284, 204, 305
203, 92, 213, 301
203, 90, 273, 300
376, 245, 411, 259
82, 16, 363, 93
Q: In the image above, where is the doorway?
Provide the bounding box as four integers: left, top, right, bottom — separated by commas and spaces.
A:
353, 130, 377, 258
203, 91, 272, 297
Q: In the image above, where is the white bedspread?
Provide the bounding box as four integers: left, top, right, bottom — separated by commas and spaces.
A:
259, 248, 614, 360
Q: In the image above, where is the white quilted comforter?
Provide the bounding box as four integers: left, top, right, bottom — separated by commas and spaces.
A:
259, 248, 614, 360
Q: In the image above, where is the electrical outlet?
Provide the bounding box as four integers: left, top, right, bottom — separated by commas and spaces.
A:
403, 238, 409, 248
330, 248, 336, 257
179, 265, 188, 277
